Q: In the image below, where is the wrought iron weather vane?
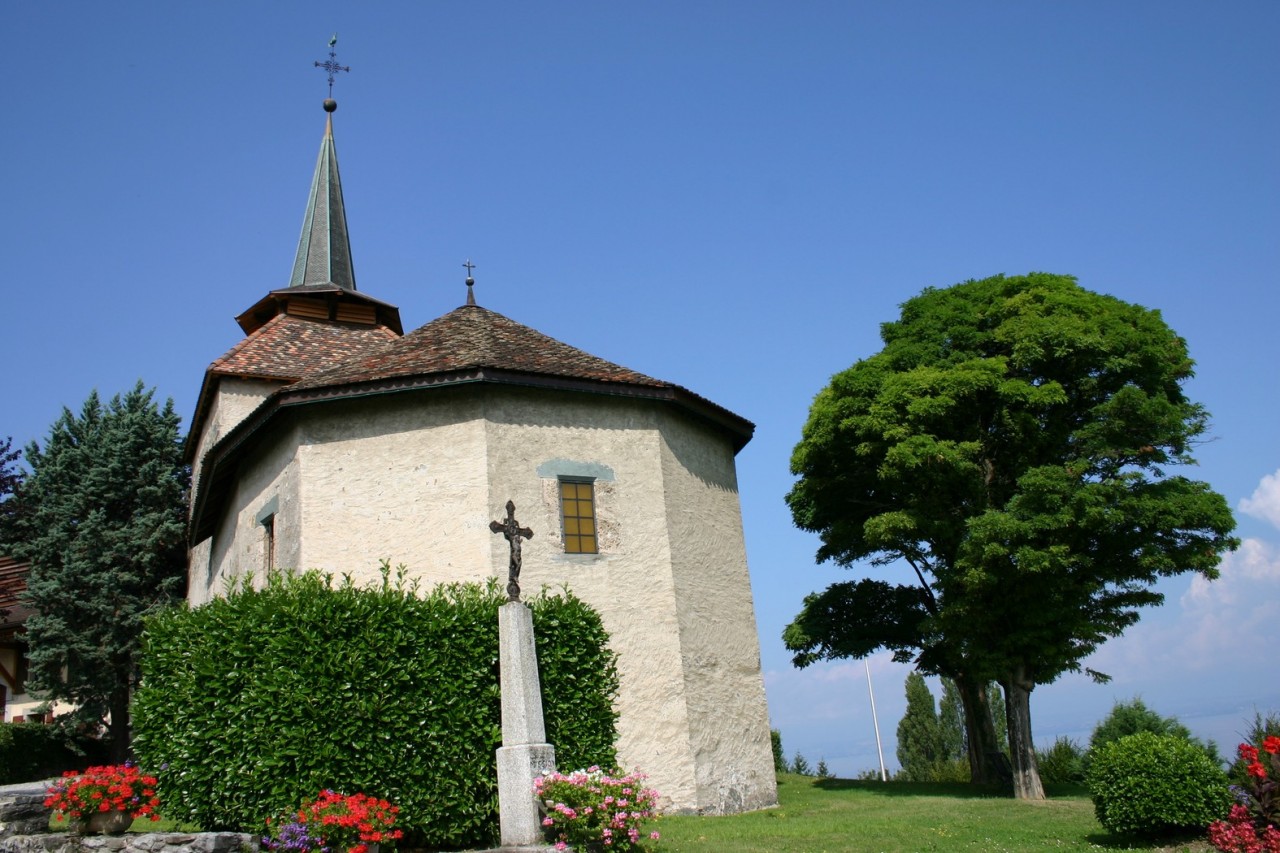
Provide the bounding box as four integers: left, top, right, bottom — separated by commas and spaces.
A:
314, 33, 350, 98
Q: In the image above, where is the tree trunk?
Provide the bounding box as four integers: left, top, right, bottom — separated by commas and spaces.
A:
953, 674, 1003, 785
107, 685, 132, 764
1003, 666, 1045, 800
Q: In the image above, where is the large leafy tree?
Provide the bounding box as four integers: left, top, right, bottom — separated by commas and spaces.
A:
784, 273, 1237, 799
1, 384, 189, 760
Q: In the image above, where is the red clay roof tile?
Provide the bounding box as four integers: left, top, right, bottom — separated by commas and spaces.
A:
288, 304, 667, 392
209, 313, 400, 381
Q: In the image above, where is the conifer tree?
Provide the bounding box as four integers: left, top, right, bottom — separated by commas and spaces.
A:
1, 384, 189, 760
896, 672, 945, 781
0, 437, 20, 530
938, 678, 966, 763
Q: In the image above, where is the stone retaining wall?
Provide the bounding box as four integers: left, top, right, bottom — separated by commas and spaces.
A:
0, 833, 255, 853
0, 782, 255, 853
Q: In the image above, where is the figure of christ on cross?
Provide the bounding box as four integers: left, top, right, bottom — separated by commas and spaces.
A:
490, 500, 534, 602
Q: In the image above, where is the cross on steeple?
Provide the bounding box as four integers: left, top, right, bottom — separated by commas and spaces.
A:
464, 259, 477, 305
314, 34, 350, 98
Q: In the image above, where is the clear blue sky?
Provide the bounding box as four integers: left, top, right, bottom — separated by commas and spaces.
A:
4, 2, 1277, 777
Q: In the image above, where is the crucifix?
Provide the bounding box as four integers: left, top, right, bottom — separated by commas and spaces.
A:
490, 500, 534, 602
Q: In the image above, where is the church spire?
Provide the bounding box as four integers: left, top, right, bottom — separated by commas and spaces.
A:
290, 37, 356, 290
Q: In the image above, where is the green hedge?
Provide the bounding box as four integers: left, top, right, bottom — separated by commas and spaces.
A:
132, 568, 618, 850
0, 723, 106, 784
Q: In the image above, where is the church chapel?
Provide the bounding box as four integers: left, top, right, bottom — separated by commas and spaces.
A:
185, 95, 777, 815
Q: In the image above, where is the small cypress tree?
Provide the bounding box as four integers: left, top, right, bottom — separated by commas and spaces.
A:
896, 672, 944, 781
770, 728, 787, 774
938, 678, 966, 762
791, 752, 813, 776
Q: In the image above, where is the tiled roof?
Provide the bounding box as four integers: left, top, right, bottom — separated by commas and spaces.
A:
210, 313, 401, 381
189, 303, 755, 545
0, 555, 31, 632
289, 304, 667, 392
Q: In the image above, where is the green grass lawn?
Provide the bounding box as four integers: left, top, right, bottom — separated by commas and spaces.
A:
652, 774, 1215, 853
42, 774, 1219, 852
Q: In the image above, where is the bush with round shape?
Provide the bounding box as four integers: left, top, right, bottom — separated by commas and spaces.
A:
1087, 731, 1231, 837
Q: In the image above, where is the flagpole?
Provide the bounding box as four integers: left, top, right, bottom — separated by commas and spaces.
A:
865, 657, 888, 781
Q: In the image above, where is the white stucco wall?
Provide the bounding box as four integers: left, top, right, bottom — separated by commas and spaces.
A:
190, 377, 284, 490
191, 422, 303, 604
186, 384, 776, 814
657, 411, 778, 813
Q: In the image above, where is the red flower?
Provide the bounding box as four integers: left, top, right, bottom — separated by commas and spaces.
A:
1247, 761, 1268, 779
1241, 743, 1261, 762
1265, 735, 1280, 755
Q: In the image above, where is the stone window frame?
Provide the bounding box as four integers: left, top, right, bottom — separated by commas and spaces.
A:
537, 459, 614, 558
256, 497, 279, 571
558, 477, 599, 555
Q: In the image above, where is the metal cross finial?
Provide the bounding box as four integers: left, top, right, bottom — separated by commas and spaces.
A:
314, 34, 350, 98
490, 500, 534, 602
463, 259, 477, 305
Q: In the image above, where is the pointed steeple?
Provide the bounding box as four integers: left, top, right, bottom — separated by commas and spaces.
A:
290, 99, 357, 290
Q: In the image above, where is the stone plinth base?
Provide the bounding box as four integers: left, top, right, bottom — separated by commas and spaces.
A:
496, 744, 556, 848
0, 833, 255, 853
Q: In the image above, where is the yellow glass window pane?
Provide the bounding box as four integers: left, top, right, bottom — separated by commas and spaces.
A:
581, 533, 598, 553
561, 482, 577, 499
565, 536, 582, 553
580, 519, 594, 535
575, 483, 593, 500
564, 517, 580, 535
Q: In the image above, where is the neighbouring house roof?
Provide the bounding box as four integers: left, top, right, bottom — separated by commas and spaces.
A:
188, 301, 755, 545
0, 555, 31, 637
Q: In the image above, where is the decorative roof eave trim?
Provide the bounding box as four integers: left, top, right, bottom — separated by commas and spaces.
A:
187, 368, 754, 545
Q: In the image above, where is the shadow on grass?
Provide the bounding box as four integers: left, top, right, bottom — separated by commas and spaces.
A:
1083, 829, 1210, 850
810, 777, 1090, 801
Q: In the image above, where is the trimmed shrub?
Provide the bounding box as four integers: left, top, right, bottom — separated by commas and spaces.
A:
1086, 697, 1219, 772
132, 568, 618, 850
1088, 731, 1232, 837
1037, 736, 1085, 785
0, 723, 106, 784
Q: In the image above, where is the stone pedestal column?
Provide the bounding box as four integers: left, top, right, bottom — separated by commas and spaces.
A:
496, 601, 556, 848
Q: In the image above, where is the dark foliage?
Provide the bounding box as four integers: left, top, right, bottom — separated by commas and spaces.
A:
0, 385, 188, 760
132, 569, 619, 850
